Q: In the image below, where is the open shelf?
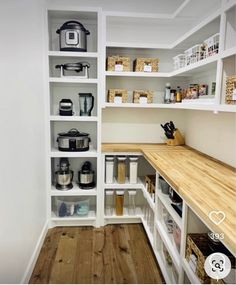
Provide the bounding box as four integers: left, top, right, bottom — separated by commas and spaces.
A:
49, 77, 98, 84
104, 177, 144, 189
156, 221, 181, 272
182, 258, 201, 284
51, 210, 96, 221
141, 216, 154, 246
51, 185, 97, 196
154, 250, 173, 284
106, 71, 170, 78
50, 147, 98, 157
48, 51, 98, 58
157, 190, 182, 229
49, 115, 98, 122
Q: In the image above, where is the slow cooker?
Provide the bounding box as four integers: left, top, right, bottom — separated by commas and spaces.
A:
56, 20, 90, 52
57, 128, 90, 151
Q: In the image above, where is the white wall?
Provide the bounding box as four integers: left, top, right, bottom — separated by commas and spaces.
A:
184, 111, 236, 167
0, 0, 47, 283
102, 108, 186, 143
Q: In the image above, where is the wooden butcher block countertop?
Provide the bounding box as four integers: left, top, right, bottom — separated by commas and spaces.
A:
102, 143, 236, 255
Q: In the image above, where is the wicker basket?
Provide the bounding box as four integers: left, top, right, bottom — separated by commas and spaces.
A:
225, 76, 236, 105
108, 89, 128, 103
145, 175, 156, 194
107, 56, 131, 71
134, 58, 159, 72
133, 90, 154, 103
186, 234, 235, 284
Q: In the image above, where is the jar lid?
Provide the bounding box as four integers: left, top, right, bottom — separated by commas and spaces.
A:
129, 156, 139, 161
128, 190, 136, 195
106, 190, 114, 195
116, 190, 124, 195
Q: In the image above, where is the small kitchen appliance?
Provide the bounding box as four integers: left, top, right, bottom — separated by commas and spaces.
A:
56, 20, 90, 52
59, 99, 73, 116
57, 128, 90, 152
55, 62, 90, 78
55, 158, 74, 190
79, 93, 94, 116
78, 161, 95, 189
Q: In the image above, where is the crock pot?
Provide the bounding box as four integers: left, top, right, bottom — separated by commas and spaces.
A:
56, 20, 90, 52
57, 128, 90, 151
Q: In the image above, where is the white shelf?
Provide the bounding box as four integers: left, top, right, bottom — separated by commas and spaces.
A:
153, 250, 173, 284
104, 207, 143, 221
50, 147, 98, 157
142, 186, 155, 212
156, 221, 181, 272
48, 51, 98, 58
157, 190, 182, 229
105, 71, 170, 78
49, 77, 98, 84
182, 258, 201, 284
106, 42, 171, 49
141, 216, 154, 246
104, 177, 144, 189
104, 102, 216, 111
51, 210, 96, 221
221, 47, 236, 59
51, 185, 97, 196
49, 115, 98, 122
217, 104, 236, 112
171, 54, 219, 77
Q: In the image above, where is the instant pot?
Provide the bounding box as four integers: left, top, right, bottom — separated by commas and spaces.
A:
56, 20, 90, 52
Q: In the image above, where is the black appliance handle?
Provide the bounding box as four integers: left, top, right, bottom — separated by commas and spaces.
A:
55, 64, 62, 69
68, 128, 80, 135
56, 21, 90, 35
71, 170, 74, 181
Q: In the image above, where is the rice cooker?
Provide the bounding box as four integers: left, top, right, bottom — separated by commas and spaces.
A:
56, 21, 90, 52
57, 128, 90, 152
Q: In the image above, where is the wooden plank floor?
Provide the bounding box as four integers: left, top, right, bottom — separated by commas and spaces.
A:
29, 224, 164, 284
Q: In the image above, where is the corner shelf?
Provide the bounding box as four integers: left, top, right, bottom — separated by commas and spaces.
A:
104, 177, 144, 189
51, 210, 96, 221
105, 71, 170, 78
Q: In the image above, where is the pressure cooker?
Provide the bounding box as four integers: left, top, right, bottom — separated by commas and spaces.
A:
57, 128, 90, 151
56, 20, 90, 52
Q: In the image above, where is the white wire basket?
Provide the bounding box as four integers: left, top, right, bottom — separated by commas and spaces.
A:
203, 33, 219, 57
173, 54, 186, 70
184, 44, 205, 65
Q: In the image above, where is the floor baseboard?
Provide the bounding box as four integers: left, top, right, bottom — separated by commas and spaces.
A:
21, 220, 49, 284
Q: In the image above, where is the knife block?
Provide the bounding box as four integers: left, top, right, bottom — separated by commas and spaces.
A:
166, 129, 185, 146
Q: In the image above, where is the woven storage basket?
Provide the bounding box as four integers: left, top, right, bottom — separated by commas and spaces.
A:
186, 234, 235, 284
134, 58, 159, 72
133, 90, 154, 103
225, 76, 236, 105
108, 89, 128, 103
145, 175, 156, 194
107, 56, 131, 71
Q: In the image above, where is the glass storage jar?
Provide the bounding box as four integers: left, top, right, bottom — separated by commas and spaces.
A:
117, 156, 126, 184
115, 190, 124, 216
105, 156, 114, 184
105, 190, 114, 216
128, 190, 136, 215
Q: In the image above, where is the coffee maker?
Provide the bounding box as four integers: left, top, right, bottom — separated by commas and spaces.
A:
78, 161, 95, 189
55, 158, 74, 190
79, 93, 94, 116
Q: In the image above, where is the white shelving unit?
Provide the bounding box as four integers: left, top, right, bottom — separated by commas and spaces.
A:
103, 2, 236, 112
45, 7, 102, 228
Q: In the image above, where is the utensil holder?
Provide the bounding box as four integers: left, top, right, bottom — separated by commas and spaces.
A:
166, 129, 185, 146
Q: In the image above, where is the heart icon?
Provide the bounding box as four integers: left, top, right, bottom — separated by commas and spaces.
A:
209, 210, 226, 225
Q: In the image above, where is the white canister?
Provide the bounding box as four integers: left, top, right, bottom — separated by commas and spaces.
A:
105, 156, 114, 184
105, 190, 114, 216
129, 156, 139, 184
128, 190, 136, 215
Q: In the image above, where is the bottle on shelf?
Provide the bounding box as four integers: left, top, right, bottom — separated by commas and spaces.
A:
164, 83, 171, 104
129, 156, 139, 184
105, 190, 114, 216
105, 156, 114, 184
170, 89, 176, 103
117, 156, 126, 184
176, 86, 182, 103
128, 190, 136, 215
115, 190, 124, 216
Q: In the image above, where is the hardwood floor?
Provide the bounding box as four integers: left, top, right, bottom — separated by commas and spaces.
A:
29, 224, 164, 284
